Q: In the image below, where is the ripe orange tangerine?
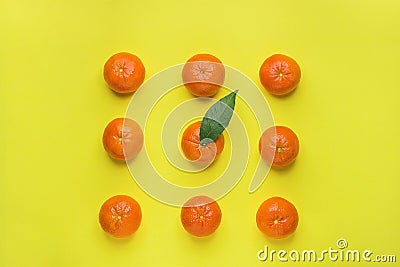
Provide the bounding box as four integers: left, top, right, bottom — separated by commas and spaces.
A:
259, 126, 299, 167
256, 196, 299, 239
99, 195, 142, 238
102, 118, 144, 161
104, 52, 145, 94
181, 195, 222, 237
259, 54, 301, 95
181, 121, 225, 164
182, 54, 225, 97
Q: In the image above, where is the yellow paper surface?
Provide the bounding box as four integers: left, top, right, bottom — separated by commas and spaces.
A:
1, 0, 399, 266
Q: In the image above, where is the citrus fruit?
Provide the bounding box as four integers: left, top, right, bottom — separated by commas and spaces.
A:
180, 195, 222, 237
259, 125, 299, 167
181, 121, 224, 163
102, 117, 144, 161
182, 53, 225, 97
103, 52, 145, 93
259, 54, 301, 95
99, 195, 142, 238
256, 196, 299, 239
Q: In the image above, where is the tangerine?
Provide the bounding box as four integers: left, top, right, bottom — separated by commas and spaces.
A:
104, 52, 145, 93
180, 195, 222, 237
259, 125, 299, 167
181, 121, 224, 163
99, 195, 142, 238
182, 54, 225, 97
102, 118, 144, 161
259, 54, 301, 95
256, 196, 299, 239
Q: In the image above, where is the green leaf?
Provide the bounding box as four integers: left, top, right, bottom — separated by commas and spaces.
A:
200, 90, 238, 146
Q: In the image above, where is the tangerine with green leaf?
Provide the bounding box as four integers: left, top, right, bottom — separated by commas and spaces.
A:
181, 90, 238, 164
181, 121, 225, 163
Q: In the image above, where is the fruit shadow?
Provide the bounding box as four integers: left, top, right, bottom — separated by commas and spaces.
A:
105, 84, 136, 98
270, 160, 297, 174
101, 154, 126, 170
103, 231, 138, 245
266, 86, 299, 99
263, 232, 297, 247
105, 154, 139, 168
181, 229, 219, 245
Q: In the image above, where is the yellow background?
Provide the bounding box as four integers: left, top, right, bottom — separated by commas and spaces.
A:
1, 0, 399, 266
